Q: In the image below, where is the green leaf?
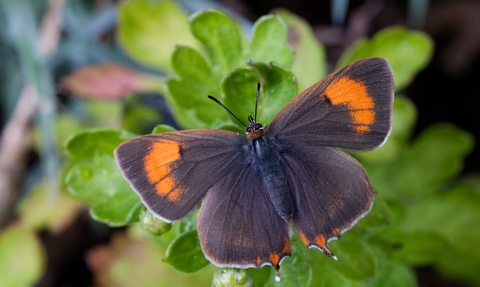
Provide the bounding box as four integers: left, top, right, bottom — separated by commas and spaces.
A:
167, 10, 303, 130
399, 176, 480, 285
64, 128, 141, 227
167, 45, 223, 129
365, 260, 417, 287
264, 234, 314, 287
377, 200, 408, 239
328, 235, 378, 281
370, 124, 474, 200
244, 15, 294, 68
391, 230, 450, 265
212, 268, 254, 287
341, 245, 419, 287
123, 94, 165, 135
246, 60, 297, 124
189, 9, 243, 82
402, 176, 480, 259
65, 154, 141, 226
389, 96, 418, 142
139, 209, 172, 236
274, 9, 327, 90
172, 210, 198, 236
123, 105, 162, 135
248, 267, 271, 287
316, 265, 356, 287
117, 0, 199, 72
337, 27, 433, 91
436, 247, 480, 287
357, 198, 391, 229
222, 66, 261, 131
0, 225, 45, 287
90, 190, 143, 226
64, 129, 136, 159
164, 230, 210, 273
152, 124, 176, 134
312, 245, 417, 287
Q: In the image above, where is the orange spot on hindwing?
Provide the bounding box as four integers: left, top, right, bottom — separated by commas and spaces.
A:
325, 76, 375, 133
269, 253, 280, 267
315, 235, 333, 257
315, 235, 327, 249
332, 228, 340, 236
298, 230, 310, 246
143, 140, 185, 202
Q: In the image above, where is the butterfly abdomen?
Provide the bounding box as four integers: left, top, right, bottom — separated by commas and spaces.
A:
251, 137, 294, 222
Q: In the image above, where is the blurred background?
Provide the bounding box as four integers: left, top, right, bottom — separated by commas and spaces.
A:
0, 0, 479, 286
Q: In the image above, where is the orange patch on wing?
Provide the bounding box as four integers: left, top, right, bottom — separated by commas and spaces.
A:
166, 188, 184, 202
355, 125, 370, 133
143, 140, 184, 202
315, 235, 333, 256
325, 76, 375, 133
154, 176, 174, 197
255, 256, 262, 265
332, 228, 340, 236
315, 235, 327, 250
351, 110, 374, 124
269, 253, 280, 267
298, 230, 310, 246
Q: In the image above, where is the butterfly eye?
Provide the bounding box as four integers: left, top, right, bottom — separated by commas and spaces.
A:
245, 119, 264, 134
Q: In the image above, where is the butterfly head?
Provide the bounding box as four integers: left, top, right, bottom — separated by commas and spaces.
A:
246, 115, 266, 140
208, 83, 266, 140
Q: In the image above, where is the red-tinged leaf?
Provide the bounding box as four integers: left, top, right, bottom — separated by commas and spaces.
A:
61, 63, 164, 100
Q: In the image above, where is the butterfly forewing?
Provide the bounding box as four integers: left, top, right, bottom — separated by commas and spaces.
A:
114, 129, 248, 221
267, 57, 394, 151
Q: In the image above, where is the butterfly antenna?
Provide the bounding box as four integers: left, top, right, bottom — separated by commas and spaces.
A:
254, 82, 260, 122
207, 95, 248, 128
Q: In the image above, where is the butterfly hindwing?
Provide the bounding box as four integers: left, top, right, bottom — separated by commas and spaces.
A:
267, 57, 394, 151
197, 162, 291, 271
114, 129, 248, 221
281, 145, 374, 256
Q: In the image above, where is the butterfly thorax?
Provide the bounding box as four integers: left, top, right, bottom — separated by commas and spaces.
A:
250, 135, 294, 222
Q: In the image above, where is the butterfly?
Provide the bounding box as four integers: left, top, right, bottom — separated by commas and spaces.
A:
114, 57, 394, 279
